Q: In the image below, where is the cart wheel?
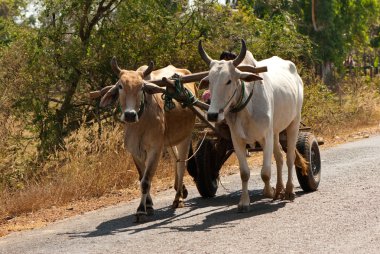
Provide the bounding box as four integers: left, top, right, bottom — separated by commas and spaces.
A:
194, 138, 219, 198
295, 132, 321, 192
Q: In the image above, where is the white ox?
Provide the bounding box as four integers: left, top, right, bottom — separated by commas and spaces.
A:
198, 40, 307, 212
100, 58, 196, 222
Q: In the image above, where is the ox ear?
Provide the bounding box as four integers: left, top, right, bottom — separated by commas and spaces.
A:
142, 82, 165, 94
100, 85, 119, 107
239, 72, 263, 82
89, 85, 114, 99
199, 76, 210, 90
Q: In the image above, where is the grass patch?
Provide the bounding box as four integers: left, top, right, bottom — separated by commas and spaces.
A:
302, 77, 380, 136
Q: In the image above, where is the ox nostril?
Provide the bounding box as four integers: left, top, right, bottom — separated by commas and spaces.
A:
207, 112, 218, 122
124, 111, 137, 122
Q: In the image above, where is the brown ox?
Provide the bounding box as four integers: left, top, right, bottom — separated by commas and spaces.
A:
100, 58, 196, 222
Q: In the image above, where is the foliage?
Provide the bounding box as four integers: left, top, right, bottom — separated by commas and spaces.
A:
0, 0, 315, 162
240, 0, 380, 80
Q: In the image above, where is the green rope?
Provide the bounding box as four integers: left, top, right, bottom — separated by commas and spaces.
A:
230, 81, 254, 113
162, 73, 198, 112
162, 92, 175, 112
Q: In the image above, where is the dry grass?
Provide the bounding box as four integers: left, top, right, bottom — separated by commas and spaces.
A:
302, 77, 380, 137
0, 123, 180, 223
1, 125, 134, 220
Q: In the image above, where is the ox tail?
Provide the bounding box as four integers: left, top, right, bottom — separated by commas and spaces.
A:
295, 149, 308, 176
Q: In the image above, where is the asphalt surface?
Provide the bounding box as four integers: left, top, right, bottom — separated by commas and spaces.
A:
1, 135, 379, 254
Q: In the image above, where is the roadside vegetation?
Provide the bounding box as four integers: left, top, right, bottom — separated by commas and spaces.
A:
1, 0, 380, 228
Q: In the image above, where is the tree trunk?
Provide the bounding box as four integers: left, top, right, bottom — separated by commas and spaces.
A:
312, 0, 319, 31
322, 61, 333, 85
57, 68, 81, 136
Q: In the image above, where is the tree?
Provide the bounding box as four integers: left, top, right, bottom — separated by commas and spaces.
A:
297, 0, 380, 83
21, 0, 124, 156
0, 0, 313, 166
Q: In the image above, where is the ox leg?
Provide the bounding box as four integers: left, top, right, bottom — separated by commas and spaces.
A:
171, 137, 192, 209
135, 149, 161, 223
167, 146, 179, 190
284, 121, 300, 201
260, 132, 275, 199
273, 134, 285, 200
167, 147, 188, 202
231, 134, 251, 212
133, 156, 154, 215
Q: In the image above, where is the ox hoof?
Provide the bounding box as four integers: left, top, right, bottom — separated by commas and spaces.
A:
274, 189, 285, 200
237, 204, 250, 213
284, 192, 296, 201
183, 188, 188, 199
172, 200, 185, 209
263, 187, 275, 199
134, 213, 148, 223
146, 207, 154, 216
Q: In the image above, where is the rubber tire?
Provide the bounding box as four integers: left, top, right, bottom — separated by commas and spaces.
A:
295, 132, 321, 192
194, 138, 219, 198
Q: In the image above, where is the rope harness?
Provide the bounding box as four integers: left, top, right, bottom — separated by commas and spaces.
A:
218, 81, 254, 114
229, 81, 254, 113
161, 73, 198, 112
169, 130, 208, 163
153, 73, 206, 163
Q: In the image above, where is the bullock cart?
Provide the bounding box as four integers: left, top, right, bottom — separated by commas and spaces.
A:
90, 67, 322, 198
141, 67, 323, 198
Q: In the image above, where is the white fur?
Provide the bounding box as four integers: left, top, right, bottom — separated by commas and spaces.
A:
207, 52, 304, 210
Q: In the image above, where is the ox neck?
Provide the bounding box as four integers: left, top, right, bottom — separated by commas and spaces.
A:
229, 81, 253, 113
137, 90, 146, 119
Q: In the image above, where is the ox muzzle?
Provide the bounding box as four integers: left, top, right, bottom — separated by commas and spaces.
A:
207, 112, 219, 122
124, 110, 138, 123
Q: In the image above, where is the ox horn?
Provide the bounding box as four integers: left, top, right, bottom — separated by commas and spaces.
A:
111, 56, 122, 76
232, 39, 247, 67
198, 40, 213, 66
143, 61, 154, 78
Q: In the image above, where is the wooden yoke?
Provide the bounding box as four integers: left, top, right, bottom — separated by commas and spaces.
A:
149, 72, 209, 87
146, 66, 267, 87
88, 66, 268, 100
87, 66, 267, 140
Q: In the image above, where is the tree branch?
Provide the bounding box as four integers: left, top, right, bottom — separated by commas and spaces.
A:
84, 0, 121, 42
79, 0, 92, 41
312, 0, 320, 31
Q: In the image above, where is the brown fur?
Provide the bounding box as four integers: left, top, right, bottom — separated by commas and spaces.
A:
101, 63, 196, 221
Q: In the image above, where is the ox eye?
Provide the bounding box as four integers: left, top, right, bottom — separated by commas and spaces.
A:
118, 84, 123, 89
226, 80, 231, 85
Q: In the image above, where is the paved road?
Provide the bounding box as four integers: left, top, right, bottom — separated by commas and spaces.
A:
1, 136, 380, 254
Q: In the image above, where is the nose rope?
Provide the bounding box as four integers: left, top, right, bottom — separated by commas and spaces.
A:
229, 81, 254, 113
169, 131, 208, 163
218, 87, 238, 114
217, 81, 253, 114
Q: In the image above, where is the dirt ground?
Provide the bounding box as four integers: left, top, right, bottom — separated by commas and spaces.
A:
1, 122, 379, 237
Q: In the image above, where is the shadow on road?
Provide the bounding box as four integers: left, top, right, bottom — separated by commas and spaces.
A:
65, 188, 308, 238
